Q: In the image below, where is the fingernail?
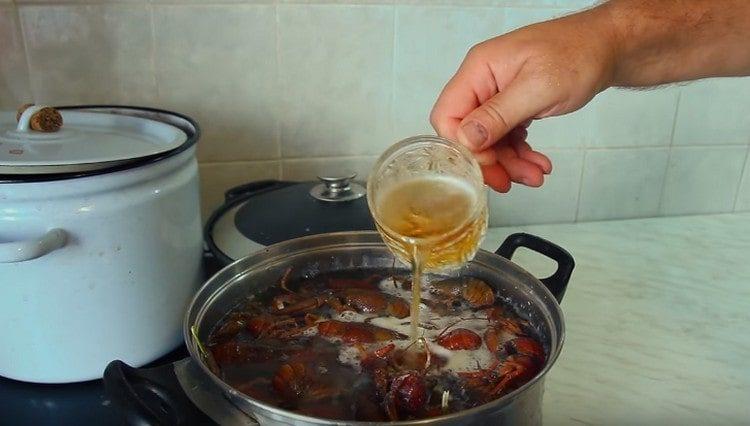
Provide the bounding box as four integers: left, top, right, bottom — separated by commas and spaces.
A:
458, 121, 488, 148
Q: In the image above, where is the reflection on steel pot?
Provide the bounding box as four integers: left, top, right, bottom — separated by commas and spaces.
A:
0, 106, 203, 383
104, 231, 574, 425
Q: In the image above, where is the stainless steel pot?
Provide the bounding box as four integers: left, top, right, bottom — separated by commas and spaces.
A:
104, 231, 574, 425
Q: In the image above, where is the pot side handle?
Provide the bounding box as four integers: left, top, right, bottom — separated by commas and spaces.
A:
103, 359, 213, 426
495, 233, 575, 303
0, 228, 66, 263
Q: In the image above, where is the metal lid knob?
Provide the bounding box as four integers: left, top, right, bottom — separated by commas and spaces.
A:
309, 172, 366, 202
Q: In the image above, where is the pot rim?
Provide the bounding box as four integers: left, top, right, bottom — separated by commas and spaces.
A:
183, 230, 566, 425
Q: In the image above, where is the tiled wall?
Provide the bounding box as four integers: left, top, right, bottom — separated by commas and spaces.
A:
1, 0, 749, 226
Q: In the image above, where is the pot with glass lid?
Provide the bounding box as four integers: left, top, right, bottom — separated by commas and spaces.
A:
104, 136, 574, 425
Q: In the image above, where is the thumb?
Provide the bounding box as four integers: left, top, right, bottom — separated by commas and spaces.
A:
457, 75, 550, 152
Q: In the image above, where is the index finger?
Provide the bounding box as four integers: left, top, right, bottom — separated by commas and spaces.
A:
429, 54, 499, 141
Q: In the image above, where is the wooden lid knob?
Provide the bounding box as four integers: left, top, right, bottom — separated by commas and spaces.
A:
16, 103, 63, 132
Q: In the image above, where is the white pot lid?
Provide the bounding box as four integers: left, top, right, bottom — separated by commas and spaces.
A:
0, 106, 193, 176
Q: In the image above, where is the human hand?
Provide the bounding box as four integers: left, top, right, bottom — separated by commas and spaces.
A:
430, 9, 615, 192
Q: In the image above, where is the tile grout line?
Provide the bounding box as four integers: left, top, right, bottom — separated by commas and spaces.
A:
14, 2, 35, 102
573, 148, 587, 223
7, 1, 573, 8
200, 154, 381, 166
582, 142, 750, 150
148, 2, 159, 103
731, 145, 750, 212
656, 89, 681, 214
390, 2, 397, 142
199, 144, 748, 167
274, 1, 282, 179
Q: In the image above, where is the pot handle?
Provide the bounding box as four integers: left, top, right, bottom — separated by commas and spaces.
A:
0, 228, 66, 263
103, 359, 212, 426
495, 233, 575, 303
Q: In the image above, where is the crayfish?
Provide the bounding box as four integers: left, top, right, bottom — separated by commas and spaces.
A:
205, 269, 548, 421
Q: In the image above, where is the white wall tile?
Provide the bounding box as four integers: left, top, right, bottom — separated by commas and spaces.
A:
278, 5, 394, 157
199, 161, 280, 221
393, 6, 505, 139
735, 149, 750, 212
660, 146, 747, 216
578, 148, 669, 221
281, 156, 377, 182
153, 5, 278, 163
502, 5, 573, 32
674, 78, 750, 146
527, 107, 593, 149
398, 1, 593, 9
588, 87, 679, 148
489, 149, 584, 226
0, 5, 31, 109
20, 4, 156, 105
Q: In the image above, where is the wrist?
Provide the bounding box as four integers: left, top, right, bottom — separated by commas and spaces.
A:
566, 5, 621, 92
590, 1, 634, 88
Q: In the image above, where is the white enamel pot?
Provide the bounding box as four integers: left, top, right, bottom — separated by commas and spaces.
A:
0, 106, 204, 383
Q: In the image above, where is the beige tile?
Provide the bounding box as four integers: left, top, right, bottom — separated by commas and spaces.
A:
660, 146, 747, 216
153, 0, 272, 3
17, 0, 144, 3
278, 4, 394, 157
489, 149, 584, 226
577, 148, 669, 222
0, 5, 31, 109
279, 0, 392, 3
736, 149, 750, 212
673, 78, 750, 146
153, 5, 278, 163
199, 161, 280, 221
281, 156, 377, 182
393, 5, 505, 139
20, 4, 156, 105
588, 87, 679, 148
394, 5, 588, 149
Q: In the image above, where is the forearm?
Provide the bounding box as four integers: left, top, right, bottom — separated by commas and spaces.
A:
591, 0, 750, 87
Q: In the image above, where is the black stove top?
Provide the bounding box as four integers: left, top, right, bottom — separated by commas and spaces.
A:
0, 346, 189, 425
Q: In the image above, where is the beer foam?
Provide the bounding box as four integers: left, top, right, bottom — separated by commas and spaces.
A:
376, 174, 478, 207
345, 304, 504, 374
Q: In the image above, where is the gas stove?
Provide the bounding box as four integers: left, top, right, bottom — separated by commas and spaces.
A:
0, 346, 191, 425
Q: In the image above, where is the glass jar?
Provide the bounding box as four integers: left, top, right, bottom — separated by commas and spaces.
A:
367, 135, 488, 272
